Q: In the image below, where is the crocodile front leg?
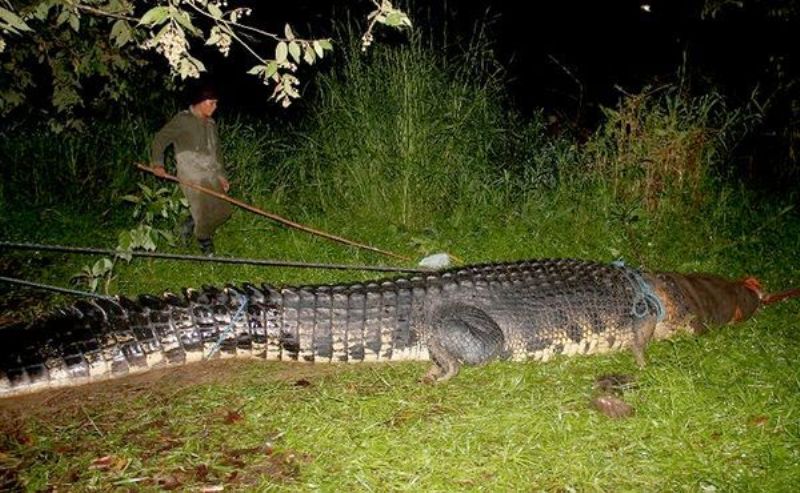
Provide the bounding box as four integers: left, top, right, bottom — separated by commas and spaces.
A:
631, 314, 657, 367
423, 304, 506, 383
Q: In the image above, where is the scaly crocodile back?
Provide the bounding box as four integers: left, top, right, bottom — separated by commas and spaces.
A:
1, 259, 663, 396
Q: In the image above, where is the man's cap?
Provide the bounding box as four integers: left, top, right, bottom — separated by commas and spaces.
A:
189, 83, 219, 105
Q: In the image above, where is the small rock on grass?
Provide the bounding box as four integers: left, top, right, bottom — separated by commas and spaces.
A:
591, 394, 635, 419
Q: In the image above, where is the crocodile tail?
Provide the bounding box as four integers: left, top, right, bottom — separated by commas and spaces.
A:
0, 287, 255, 398
0, 298, 127, 396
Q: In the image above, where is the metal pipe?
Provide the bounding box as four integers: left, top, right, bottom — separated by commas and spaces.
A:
0, 275, 114, 301
0, 241, 433, 274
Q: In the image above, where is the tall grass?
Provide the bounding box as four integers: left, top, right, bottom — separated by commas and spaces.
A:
265, 32, 769, 252
583, 87, 760, 210
0, 118, 155, 206
0, 113, 285, 213
0, 25, 780, 272
276, 30, 513, 230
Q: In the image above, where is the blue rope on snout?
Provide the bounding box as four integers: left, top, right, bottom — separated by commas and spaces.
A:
206, 294, 249, 359
612, 260, 666, 322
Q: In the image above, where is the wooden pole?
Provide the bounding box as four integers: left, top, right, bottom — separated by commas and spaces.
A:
136, 164, 410, 261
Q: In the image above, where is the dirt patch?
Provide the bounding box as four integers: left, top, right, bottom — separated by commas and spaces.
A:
0, 453, 25, 492
221, 444, 310, 486
127, 446, 309, 490
0, 358, 337, 491
0, 358, 344, 417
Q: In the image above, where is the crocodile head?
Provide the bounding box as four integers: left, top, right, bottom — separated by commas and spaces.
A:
648, 272, 763, 339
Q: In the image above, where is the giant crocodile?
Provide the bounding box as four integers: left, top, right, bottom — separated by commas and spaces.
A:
0, 258, 790, 397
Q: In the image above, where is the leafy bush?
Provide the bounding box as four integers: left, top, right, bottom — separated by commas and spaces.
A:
583, 87, 760, 210
119, 183, 188, 250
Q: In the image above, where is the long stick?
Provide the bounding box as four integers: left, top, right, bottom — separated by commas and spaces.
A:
136, 164, 410, 261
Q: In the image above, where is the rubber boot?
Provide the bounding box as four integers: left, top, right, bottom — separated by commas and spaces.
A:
198, 237, 214, 257
180, 216, 195, 244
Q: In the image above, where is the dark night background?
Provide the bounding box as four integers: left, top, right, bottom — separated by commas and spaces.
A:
197, 0, 798, 191
210, 0, 797, 116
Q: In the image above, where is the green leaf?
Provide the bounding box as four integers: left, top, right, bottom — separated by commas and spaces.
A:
318, 39, 333, 51
117, 231, 132, 251
205, 29, 220, 46
313, 40, 324, 58
288, 41, 301, 63
115, 249, 133, 262
247, 64, 265, 76
275, 41, 288, 63
121, 194, 141, 203
143, 231, 157, 250
303, 44, 315, 65
185, 54, 205, 73
131, 225, 150, 248
152, 22, 171, 43
284, 23, 294, 41
0, 7, 32, 32
158, 229, 176, 245
32, 2, 54, 22
139, 6, 170, 27
110, 20, 132, 47
174, 11, 200, 36
70, 267, 88, 283
208, 3, 223, 19
105, 0, 130, 16
265, 61, 278, 79
384, 12, 401, 26
384, 11, 411, 27
55, 8, 70, 26
68, 12, 79, 32
52, 81, 81, 113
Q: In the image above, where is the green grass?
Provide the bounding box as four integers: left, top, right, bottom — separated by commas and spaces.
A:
1, 187, 798, 491
2, 29, 800, 492
2, 307, 799, 491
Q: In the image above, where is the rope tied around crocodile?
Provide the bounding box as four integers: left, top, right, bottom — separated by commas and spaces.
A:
612, 260, 666, 322
206, 294, 250, 359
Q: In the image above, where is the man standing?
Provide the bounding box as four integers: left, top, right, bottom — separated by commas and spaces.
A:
151, 85, 232, 256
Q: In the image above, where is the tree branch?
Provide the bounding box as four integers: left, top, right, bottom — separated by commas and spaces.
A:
73, 3, 137, 22
182, 1, 282, 43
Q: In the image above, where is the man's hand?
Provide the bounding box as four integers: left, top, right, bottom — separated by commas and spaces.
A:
152, 165, 167, 177
219, 176, 230, 193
